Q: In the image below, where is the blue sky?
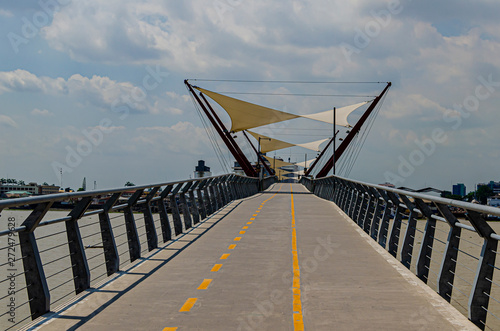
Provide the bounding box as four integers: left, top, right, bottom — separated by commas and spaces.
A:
1, 0, 499, 192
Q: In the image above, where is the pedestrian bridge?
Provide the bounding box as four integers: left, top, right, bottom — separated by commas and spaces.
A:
1, 175, 499, 330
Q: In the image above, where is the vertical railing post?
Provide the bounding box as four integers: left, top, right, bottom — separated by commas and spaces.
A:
368, 188, 383, 240
179, 182, 193, 230
189, 181, 201, 225
467, 210, 498, 329
169, 183, 184, 236
158, 185, 173, 243
435, 203, 461, 303
209, 178, 219, 211
19, 202, 52, 320
375, 189, 392, 248
99, 193, 121, 276
123, 189, 144, 262
66, 197, 93, 294
399, 195, 418, 269
413, 198, 436, 283
196, 180, 208, 220
387, 192, 403, 258
203, 179, 214, 215
142, 187, 160, 252
362, 187, 375, 233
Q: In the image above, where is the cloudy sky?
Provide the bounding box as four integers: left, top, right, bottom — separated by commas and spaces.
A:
0, 0, 499, 192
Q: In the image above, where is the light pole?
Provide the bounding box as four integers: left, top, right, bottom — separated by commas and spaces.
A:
258, 136, 271, 190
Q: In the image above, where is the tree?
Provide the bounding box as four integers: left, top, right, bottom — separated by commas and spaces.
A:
125, 181, 135, 187
477, 185, 494, 204
77, 187, 85, 192
18, 180, 25, 185
42, 182, 49, 186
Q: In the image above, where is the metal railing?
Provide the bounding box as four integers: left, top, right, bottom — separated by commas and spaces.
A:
0, 174, 276, 329
301, 175, 500, 330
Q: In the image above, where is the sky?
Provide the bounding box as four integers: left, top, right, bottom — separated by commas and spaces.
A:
0, 0, 499, 192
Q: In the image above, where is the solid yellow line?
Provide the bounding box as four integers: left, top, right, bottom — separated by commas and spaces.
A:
234, 237, 241, 241
180, 298, 197, 312
228, 244, 236, 250
211, 264, 222, 272
197, 279, 212, 290
220, 253, 230, 260
290, 184, 304, 330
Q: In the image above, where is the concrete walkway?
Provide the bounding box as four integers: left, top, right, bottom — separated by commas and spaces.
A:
28, 183, 476, 330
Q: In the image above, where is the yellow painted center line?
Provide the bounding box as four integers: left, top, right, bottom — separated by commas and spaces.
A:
290, 184, 304, 330
220, 253, 231, 259
211, 264, 223, 272
234, 237, 242, 241
256, 210, 260, 213
180, 298, 197, 312
197, 279, 212, 290
239, 231, 246, 234
228, 244, 237, 250
242, 226, 248, 229
250, 218, 255, 220
247, 222, 253, 224
252, 214, 257, 216
163, 328, 178, 331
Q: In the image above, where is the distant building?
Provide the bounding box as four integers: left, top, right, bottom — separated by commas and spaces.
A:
478, 181, 500, 195
38, 185, 61, 195
232, 161, 245, 176
0, 183, 38, 196
488, 195, 500, 208
452, 183, 466, 197
194, 160, 212, 178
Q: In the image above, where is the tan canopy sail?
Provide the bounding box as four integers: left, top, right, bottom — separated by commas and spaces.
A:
248, 131, 328, 153
195, 87, 300, 132
247, 130, 295, 153
263, 155, 294, 169
301, 101, 369, 127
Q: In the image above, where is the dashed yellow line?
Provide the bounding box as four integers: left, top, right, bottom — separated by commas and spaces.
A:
211, 264, 222, 272
247, 222, 253, 224
228, 244, 237, 250
250, 218, 255, 221
234, 237, 242, 241
239, 231, 246, 234
252, 214, 257, 216
290, 184, 304, 330
163, 328, 178, 331
220, 253, 230, 259
242, 226, 248, 229
197, 279, 212, 290
180, 298, 197, 312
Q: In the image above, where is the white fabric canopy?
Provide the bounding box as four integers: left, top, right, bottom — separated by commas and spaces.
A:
301, 101, 369, 127
296, 139, 328, 152
296, 158, 317, 168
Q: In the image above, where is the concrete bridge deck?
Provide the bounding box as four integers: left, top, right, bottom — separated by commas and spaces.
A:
30, 183, 476, 330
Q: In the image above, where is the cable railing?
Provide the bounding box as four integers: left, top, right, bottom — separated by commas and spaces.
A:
301, 175, 500, 330
0, 174, 276, 329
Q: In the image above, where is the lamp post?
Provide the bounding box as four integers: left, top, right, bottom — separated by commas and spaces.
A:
257, 136, 271, 190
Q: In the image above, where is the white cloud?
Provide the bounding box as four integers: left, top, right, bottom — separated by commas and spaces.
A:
0, 69, 161, 114
0, 115, 18, 128
0, 9, 13, 17
31, 108, 54, 116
